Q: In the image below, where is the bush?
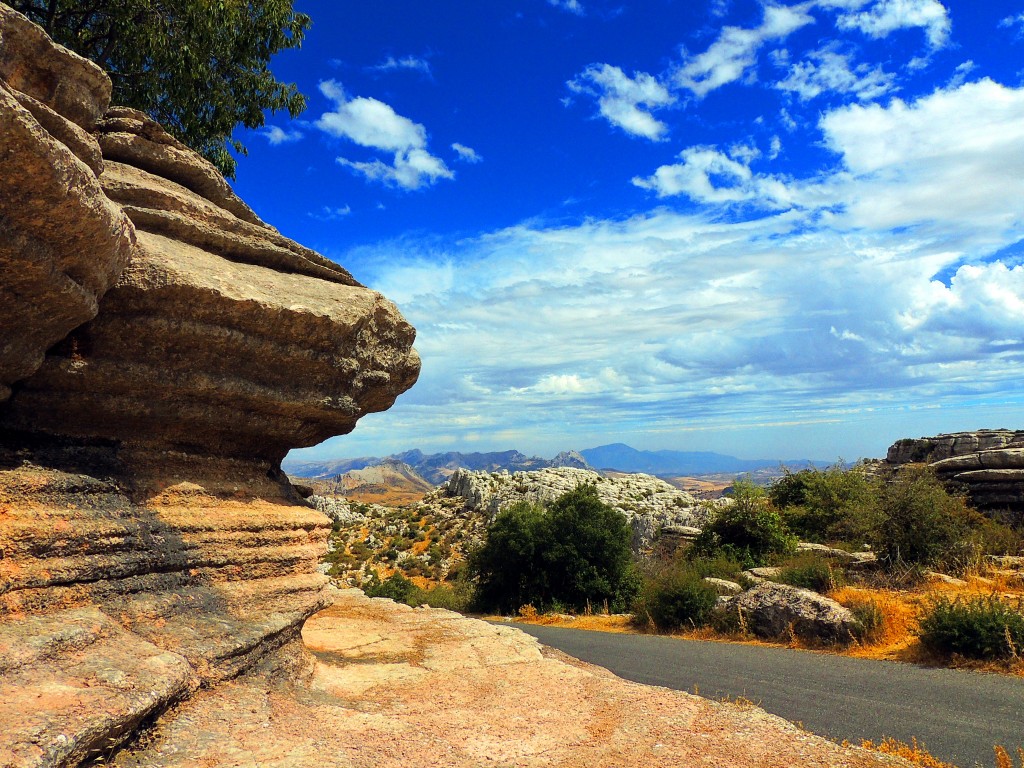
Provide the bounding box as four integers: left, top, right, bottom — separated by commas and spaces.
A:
772, 464, 879, 544
918, 595, 1024, 660
362, 572, 416, 603
690, 481, 797, 567
873, 467, 973, 571
633, 567, 719, 631
470, 485, 637, 614
774, 553, 845, 593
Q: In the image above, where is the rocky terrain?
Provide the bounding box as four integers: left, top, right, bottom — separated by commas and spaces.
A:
886, 430, 1024, 522
0, 7, 915, 767
442, 466, 714, 552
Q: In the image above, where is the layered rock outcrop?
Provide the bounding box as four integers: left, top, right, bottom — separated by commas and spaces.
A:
0, 3, 133, 403
886, 430, 1024, 521
0, 4, 418, 765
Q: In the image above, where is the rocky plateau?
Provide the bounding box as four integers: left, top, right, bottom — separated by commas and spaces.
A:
886, 429, 1024, 522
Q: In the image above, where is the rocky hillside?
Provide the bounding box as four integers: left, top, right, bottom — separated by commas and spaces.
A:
442, 466, 712, 552
886, 430, 1024, 522
0, 5, 418, 765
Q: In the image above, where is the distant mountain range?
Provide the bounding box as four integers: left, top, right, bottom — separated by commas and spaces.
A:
579, 443, 825, 476
284, 444, 825, 485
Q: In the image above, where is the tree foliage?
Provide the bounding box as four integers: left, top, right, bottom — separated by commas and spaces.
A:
770, 463, 878, 544
690, 480, 797, 567
469, 485, 637, 614
16, 0, 310, 177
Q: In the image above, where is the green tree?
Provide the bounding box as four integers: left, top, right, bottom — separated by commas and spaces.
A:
15, 0, 310, 177
469, 485, 637, 614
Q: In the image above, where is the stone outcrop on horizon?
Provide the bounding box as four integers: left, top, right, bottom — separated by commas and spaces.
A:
0, 4, 419, 764
886, 430, 1024, 521
441, 466, 713, 551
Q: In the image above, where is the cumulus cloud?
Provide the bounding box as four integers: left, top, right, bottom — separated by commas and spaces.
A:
452, 143, 482, 162
568, 64, 676, 140
836, 0, 951, 48
1001, 14, 1024, 36
775, 48, 897, 101
674, 4, 816, 96
261, 125, 303, 145
315, 80, 453, 190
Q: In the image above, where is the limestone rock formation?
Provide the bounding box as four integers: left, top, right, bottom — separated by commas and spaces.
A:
885, 430, 1024, 521
1, 99, 419, 462
0, 4, 134, 402
441, 466, 713, 552
0, 4, 418, 765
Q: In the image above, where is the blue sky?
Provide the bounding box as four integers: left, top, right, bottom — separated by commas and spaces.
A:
232, 0, 1024, 462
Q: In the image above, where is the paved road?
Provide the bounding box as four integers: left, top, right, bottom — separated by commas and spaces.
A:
507, 623, 1024, 768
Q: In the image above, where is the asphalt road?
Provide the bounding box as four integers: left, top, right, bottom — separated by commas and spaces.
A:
507, 623, 1024, 768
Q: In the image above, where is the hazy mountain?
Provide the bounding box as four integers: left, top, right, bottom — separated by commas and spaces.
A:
284, 448, 593, 485
580, 443, 825, 476
285, 444, 825, 485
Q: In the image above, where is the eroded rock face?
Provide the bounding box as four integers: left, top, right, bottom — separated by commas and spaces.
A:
1, 103, 419, 462
442, 466, 713, 552
0, 5, 134, 403
885, 430, 1024, 521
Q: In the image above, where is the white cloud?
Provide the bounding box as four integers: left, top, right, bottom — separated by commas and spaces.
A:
1001, 14, 1024, 36
837, 0, 951, 48
370, 55, 431, 75
632, 145, 793, 205
452, 143, 482, 163
768, 135, 782, 159
674, 4, 816, 97
775, 48, 897, 101
568, 64, 676, 140
548, 0, 584, 15
261, 125, 303, 145
315, 80, 453, 190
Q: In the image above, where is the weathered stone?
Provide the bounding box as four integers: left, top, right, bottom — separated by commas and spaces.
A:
726, 581, 862, 644
96, 108, 263, 225
0, 81, 133, 403
796, 542, 865, 562
704, 577, 744, 594
101, 590, 908, 768
886, 430, 1024, 464
0, 3, 111, 129
0, 607, 194, 768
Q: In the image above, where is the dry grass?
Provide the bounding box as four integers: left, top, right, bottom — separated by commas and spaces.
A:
855, 737, 956, 768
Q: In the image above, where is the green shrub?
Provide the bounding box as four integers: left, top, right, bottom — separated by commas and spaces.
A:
470, 485, 637, 614
873, 467, 973, 571
918, 595, 1024, 660
362, 572, 416, 603
687, 553, 745, 581
690, 481, 797, 567
633, 567, 719, 631
772, 464, 880, 544
774, 553, 845, 593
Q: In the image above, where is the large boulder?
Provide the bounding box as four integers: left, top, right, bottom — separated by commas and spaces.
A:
724, 581, 862, 644
0, 5, 134, 403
